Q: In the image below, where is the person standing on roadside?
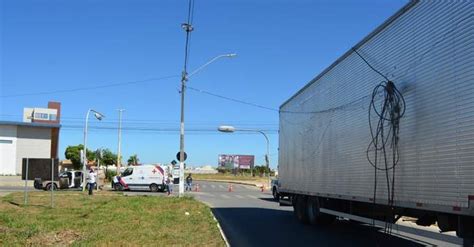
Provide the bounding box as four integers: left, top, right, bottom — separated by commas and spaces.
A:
185, 174, 193, 191
166, 175, 173, 195
88, 169, 96, 195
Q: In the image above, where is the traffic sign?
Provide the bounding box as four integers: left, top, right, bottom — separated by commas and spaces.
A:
176, 152, 187, 162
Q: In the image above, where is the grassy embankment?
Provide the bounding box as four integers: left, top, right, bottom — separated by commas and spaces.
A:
0, 191, 224, 246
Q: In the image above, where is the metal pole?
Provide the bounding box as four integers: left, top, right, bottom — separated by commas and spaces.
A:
256, 130, 270, 187
83, 109, 91, 191
179, 73, 186, 197
51, 158, 54, 208
96, 150, 100, 191
117, 109, 124, 175
257, 131, 270, 169
24, 158, 29, 206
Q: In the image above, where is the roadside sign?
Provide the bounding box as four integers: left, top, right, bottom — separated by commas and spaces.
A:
176, 152, 187, 162
171, 160, 177, 165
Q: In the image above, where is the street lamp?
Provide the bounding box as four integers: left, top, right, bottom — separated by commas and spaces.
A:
82, 109, 105, 191
218, 125, 270, 184
178, 53, 237, 197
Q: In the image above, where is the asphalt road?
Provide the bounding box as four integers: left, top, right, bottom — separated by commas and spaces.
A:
0, 186, 34, 197
191, 181, 461, 247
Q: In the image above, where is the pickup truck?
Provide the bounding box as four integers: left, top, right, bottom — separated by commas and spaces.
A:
34, 170, 84, 190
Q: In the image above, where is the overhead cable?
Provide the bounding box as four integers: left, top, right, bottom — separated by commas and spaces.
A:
1, 75, 179, 98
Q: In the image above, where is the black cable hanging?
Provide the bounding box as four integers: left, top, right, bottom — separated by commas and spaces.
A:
367, 80, 405, 235
353, 48, 406, 235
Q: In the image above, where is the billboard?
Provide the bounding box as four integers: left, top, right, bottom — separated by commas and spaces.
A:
218, 155, 254, 169
22, 158, 59, 180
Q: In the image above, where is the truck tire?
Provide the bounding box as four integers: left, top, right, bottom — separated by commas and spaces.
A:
114, 183, 123, 191
293, 195, 309, 224
307, 197, 335, 225
150, 184, 159, 192
45, 183, 57, 191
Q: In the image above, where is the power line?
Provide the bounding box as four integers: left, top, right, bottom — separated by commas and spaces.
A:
186, 85, 280, 112
0, 114, 277, 124
352, 48, 389, 81
62, 125, 278, 132
186, 84, 370, 115
60, 125, 278, 134
0, 75, 179, 98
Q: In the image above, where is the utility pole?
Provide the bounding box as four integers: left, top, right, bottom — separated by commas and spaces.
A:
117, 109, 125, 175
178, 0, 194, 197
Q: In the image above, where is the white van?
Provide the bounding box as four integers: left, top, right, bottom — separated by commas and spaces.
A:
112, 165, 167, 192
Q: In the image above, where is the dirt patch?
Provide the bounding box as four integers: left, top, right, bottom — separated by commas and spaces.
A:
27, 230, 82, 246
0, 226, 13, 234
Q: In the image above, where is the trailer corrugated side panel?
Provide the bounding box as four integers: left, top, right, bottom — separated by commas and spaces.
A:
279, 0, 474, 214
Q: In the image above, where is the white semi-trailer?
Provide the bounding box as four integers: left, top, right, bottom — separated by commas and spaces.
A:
278, 0, 473, 245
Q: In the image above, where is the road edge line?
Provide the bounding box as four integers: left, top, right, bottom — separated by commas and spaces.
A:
211, 211, 230, 247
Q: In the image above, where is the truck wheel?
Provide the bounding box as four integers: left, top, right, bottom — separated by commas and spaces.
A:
150, 184, 159, 192
45, 183, 57, 191
272, 187, 280, 201
114, 183, 123, 191
293, 195, 309, 224
307, 197, 321, 225
307, 197, 335, 225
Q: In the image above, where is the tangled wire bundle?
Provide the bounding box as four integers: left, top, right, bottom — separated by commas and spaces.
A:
366, 80, 406, 233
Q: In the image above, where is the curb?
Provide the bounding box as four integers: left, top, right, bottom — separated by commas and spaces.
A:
211, 211, 230, 247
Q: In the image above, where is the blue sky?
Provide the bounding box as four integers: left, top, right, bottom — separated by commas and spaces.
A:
0, 0, 407, 168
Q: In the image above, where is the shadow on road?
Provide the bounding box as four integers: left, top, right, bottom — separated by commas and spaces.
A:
258, 197, 278, 203
211, 207, 427, 247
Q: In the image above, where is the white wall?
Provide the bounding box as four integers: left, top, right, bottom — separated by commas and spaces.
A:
0, 126, 18, 175
16, 126, 51, 175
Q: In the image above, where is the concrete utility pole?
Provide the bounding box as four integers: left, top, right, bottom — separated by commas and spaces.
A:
178, 0, 236, 198
117, 109, 125, 175
179, 70, 188, 197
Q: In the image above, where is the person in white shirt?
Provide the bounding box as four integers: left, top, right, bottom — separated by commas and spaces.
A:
88, 169, 97, 195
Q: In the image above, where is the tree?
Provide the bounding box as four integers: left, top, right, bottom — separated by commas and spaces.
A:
64, 144, 95, 170
127, 154, 139, 166
253, 165, 271, 177
100, 149, 117, 166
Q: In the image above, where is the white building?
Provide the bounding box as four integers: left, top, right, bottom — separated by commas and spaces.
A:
0, 121, 60, 175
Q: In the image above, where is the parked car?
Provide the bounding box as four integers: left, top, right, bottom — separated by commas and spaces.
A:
34, 170, 84, 190
112, 165, 167, 192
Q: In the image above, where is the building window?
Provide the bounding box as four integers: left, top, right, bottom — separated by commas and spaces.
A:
34, 113, 49, 120
0, 139, 13, 144
49, 114, 57, 121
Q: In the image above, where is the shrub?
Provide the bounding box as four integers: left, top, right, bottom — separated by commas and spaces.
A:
105, 170, 117, 182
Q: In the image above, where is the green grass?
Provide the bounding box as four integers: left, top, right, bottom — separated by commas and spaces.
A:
0, 191, 225, 246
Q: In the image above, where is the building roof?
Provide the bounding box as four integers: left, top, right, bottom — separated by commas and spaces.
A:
0, 120, 61, 128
